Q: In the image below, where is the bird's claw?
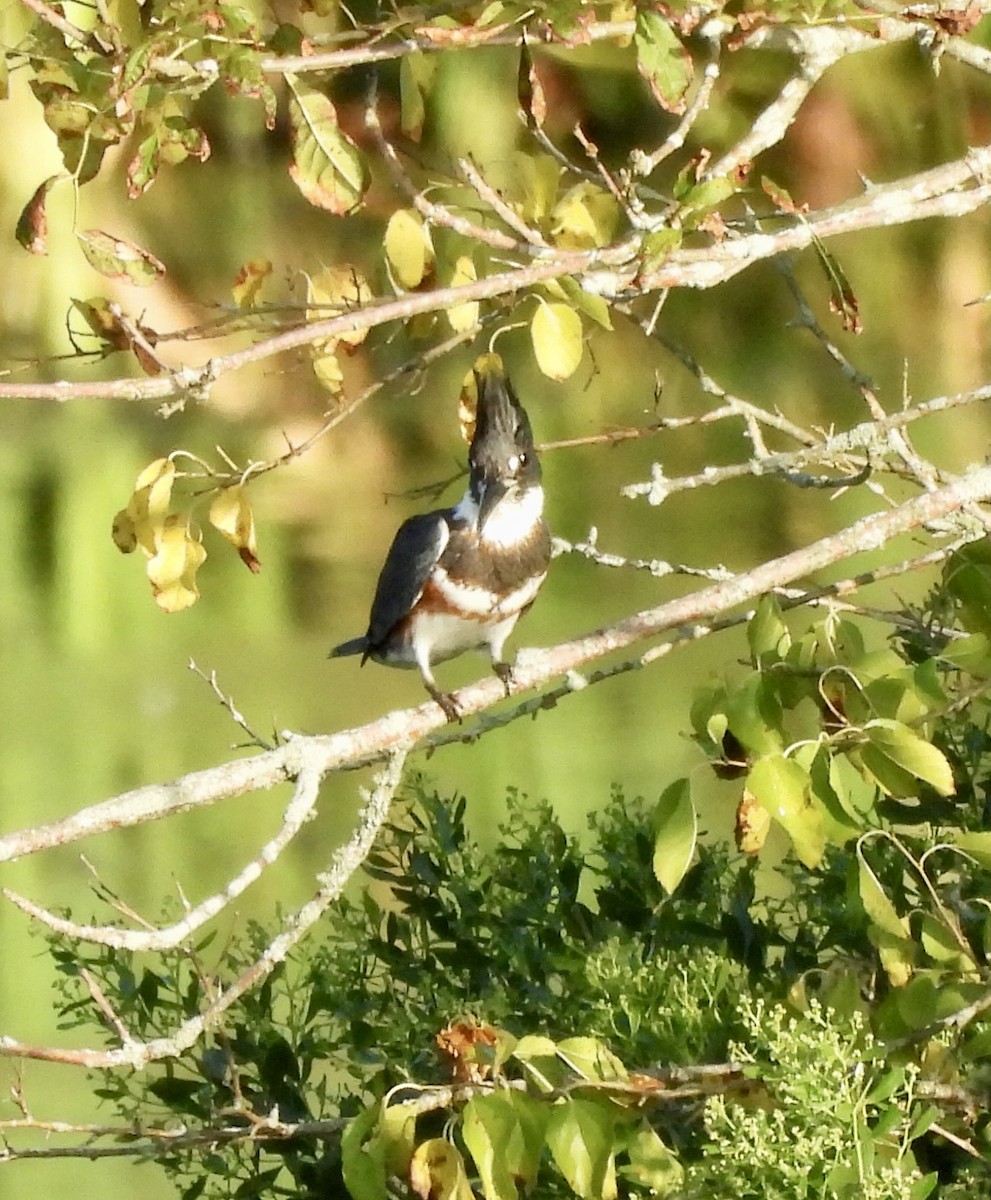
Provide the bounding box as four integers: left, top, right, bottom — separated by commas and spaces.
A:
427, 684, 463, 723
493, 660, 515, 697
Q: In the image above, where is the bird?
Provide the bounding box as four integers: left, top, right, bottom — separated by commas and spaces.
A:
330, 355, 551, 721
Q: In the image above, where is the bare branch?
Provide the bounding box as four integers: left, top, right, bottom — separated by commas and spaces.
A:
16, 0, 89, 44
4, 764, 322, 949
0, 749, 408, 1067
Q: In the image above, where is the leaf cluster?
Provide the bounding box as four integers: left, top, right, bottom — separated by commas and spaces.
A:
43, 677, 991, 1199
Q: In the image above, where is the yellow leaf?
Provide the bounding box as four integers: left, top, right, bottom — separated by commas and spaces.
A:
146, 515, 206, 612
458, 352, 506, 442
312, 341, 344, 395
409, 1139, 473, 1200
134, 456, 172, 492
531, 301, 583, 381
736, 791, 771, 855
307, 264, 370, 348
550, 181, 620, 250
209, 484, 260, 573
385, 208, 433, 290
127, 457, 175, 555
458, 369, 479, 445
231, 259, 272, 308
446, 255, 479, 332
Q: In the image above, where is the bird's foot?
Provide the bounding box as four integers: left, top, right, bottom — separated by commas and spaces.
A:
427, 684, 463, 723
493, 659, 516, 697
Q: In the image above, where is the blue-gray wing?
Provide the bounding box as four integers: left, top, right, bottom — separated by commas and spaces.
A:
365, 512, 450, 650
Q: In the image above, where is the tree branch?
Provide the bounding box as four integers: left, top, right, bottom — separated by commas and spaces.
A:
0, 748, 408, 1066
1, 464, 989, 868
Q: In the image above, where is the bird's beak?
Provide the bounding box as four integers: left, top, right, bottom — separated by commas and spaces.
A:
478, 477, 511, 529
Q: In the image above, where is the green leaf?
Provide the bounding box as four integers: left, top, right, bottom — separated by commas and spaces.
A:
513, 1035, 569, 1091
634, 11, 692, 113
556, 1037, 627, 1083
866, 1066, 905, 1104
862, 719, 955, 797
545, 1098, 617, 1200
463, 1095, 521, 1200
341, 1102, 387, 1200
724, 674, 785, 757
747, 594, 791, 665
619, 1124, 683, 1194
909, 1172, 940, 1200
531, 301, 583, 381
651, 778, 697, 894
550, 181, 620, 249
810, 229, 862, 334
380, 1101, 417, 1177
919, 913, 976, 972
640, 227, 682, 272
77, 229, 165, 285
830, 751, 879, 818
947, 829, 991, 870
944, 538, 991, 636
941, 632, 991, 677
286, 75, 367, 214
746, 755, 824, 868
462, 1092, 547, 1200
802, 746, 862, 845
856, 847, 913, 986
558, 276, 613, 330
400, 51, 436, 141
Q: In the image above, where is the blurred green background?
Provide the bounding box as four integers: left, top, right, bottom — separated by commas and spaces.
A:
2, 22, 991, 1198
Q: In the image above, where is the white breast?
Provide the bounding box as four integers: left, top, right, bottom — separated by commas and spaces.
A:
481, 486, 545, 550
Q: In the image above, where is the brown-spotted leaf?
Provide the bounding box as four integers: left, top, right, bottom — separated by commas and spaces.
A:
634, 10, 692, 114
736, 790, 771, 855
77, 229, 165, 285
111, 508, 138, 553
458, 367, 479, 445
810, 231, 862, 334
232, 259, 273, 308
518, 44, 547, 129
72, 298, 161, 373
16, 175, 60, 255
287, 75, 368, 214
209, 484, 260, 573
409, 1139, 473, 1200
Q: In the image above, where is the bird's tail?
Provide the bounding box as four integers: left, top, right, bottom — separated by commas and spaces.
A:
328, 637, 369, 659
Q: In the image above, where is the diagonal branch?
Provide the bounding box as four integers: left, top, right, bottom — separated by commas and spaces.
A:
1, 463, 989, 866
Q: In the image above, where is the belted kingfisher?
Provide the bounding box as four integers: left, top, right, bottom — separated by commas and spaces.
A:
330, 356, 551, 720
